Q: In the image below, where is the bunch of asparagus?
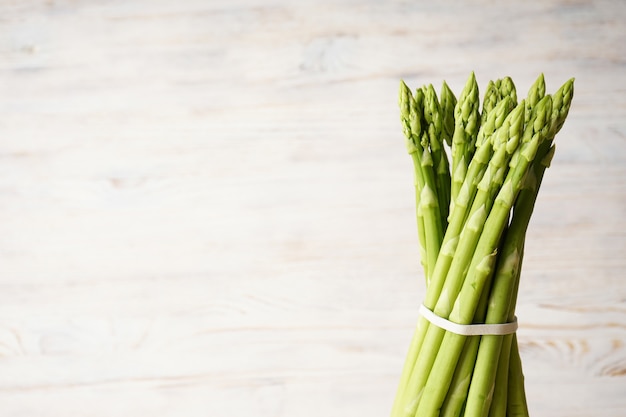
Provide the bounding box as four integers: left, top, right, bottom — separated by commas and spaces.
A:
391, 73, 574, 417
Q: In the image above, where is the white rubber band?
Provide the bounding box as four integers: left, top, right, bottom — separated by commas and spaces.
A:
419, 304, 518, 336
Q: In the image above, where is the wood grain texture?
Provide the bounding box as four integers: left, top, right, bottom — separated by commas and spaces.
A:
0, 0, 624, 416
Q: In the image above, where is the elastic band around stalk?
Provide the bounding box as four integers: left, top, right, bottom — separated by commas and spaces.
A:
419, 304, 518, 336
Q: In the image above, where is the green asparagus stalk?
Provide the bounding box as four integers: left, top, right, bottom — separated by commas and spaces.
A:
450, 72, 480, 205
399, 82, 444, 282
488, 257, 522, 417
423, 84, 452, 230
476, 77, 516, 151
489, 342, 512, 417
497, 76, 518, 106
440, 335, 480, 417
547, 78, 575, 139
507, 335, 529, 417
439, 273, 493, 417
392, 83, 445, 417
441, 81, 457, 148
399, 81, 428, 277
477, 77, 517, 148
524, 74, 546, 125
507, 74, 545, 173
480, 81, 499, 127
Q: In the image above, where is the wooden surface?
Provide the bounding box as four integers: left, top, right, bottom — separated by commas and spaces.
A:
1, 0, 625, 416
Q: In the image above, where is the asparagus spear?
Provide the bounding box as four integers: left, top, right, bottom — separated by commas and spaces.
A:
497, 76, 518, 106
488, 257, 522, 417
524, 74, 546, 125
440, 278, 493, 417
423, 84, 452, 230
507, 335, 530, 416
399, 82, 444, 282
412, 105, 444, 285
392, 83, 445, 417
478, 77, 517, 146
450, 72, 480, 205
441, 81, 457, 148
399, 82, 428, 276
480, 81, 499, 127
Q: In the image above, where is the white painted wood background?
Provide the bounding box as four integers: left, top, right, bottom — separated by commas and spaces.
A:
0, 0, 625, 416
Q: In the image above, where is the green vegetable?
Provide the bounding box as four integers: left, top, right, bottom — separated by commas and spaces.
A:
450, 73, 480, 207
391, 73, 574, 417
399, 83, 444, 283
